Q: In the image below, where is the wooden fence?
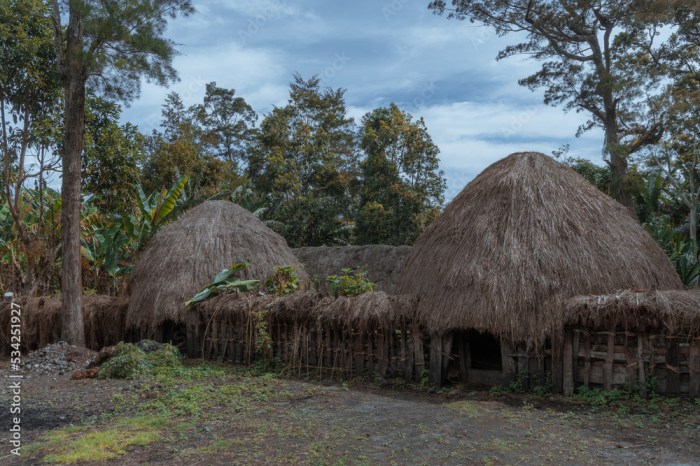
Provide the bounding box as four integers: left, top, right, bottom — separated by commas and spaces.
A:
563, 328, 700, 396
191, 310, 428, 382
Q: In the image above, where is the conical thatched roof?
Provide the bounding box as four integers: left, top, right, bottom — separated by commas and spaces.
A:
126, 200, 307, 332
397, 152, 683, 345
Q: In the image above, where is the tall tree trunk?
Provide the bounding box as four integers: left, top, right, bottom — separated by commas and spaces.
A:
690, 204, 697, 247
604, 123, 637, 218
60, 3, 85, 346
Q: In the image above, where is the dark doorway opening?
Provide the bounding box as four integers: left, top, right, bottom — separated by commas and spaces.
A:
469, 330, 502, 371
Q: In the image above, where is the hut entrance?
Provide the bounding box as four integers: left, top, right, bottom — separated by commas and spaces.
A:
468, 330, 502, 371
446, 330, 513, 386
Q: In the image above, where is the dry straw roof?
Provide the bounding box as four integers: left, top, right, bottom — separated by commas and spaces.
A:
398, 152, 683, 345
126, 200, 307, 332
566, 289, 700, 337
293, 245, 412, 293
195, 291, 416, 331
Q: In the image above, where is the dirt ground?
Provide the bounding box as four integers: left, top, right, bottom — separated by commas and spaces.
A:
1, 357, 699, 466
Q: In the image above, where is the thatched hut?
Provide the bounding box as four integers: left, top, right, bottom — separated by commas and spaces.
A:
293, 245, 412, 293
564, 290, 700, 396
397, 152, 682, 387
126, 200, 307, 352
0, 295, 127, 353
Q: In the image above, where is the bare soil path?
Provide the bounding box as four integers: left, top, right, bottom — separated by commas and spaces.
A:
1, 358, 698, 465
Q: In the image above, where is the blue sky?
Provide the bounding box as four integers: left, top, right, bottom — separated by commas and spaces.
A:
122, 0, 605, 200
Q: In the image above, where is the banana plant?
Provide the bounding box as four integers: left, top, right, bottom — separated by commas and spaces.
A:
185, 260, 259, 307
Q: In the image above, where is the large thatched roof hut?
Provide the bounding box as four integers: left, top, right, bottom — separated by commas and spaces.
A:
398, 152, 682, 386
126, 200, 307, 341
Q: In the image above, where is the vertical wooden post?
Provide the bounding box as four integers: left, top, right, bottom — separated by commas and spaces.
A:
458, 334, 470, 383
442, 333, 453, 376
582, 333, 591, 388
413, 325, 425, 382
572, 330, 580, 386
638, 334, 648, 399
404, 324, 414, 383
624, 335, 638, 391
367, 331, 375, 374
377, 330, 388, 377
429, 333, 444, 386
517, 344, 530, 391
604, 332, 615, 391
689, 339, 700, 396
552, 339, 563, 393
563, 330, 574, 396
666, 340, 680, 395
500, 340, 516, 384
353, 331, 365, 375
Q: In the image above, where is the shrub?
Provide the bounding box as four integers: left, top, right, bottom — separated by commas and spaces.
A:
97, 342, 183, 380
326, 268, 375, 297
265, 265, 301, 295
97, 343, 153, 380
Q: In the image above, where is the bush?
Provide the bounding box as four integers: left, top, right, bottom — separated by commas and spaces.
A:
97, 342, 183, 380
265, 265, 301, 295
97, 343, 152, 380
326, 268, 375, 297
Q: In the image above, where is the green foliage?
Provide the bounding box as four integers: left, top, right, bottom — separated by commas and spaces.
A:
645, 216, 700, 287
265, 265, 301, 296
185, 261, 259, 307
356, 103, 445, 245
97, 342, 183, 380
326, 268, 375, 297
248, 74, 358, 247
253, 309, 273, 361
83, 97, 146, 216
97, 343, 153, 380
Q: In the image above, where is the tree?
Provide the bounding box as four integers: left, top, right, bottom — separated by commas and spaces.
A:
356, 104, 445, 245
429, 0, 667, 213
248, 74, 358, 247
143, 92, 240, 198
50, 0, 193, 345
0, 0, 62, 294
83, 97, 146, 216
193, 82, 257, 170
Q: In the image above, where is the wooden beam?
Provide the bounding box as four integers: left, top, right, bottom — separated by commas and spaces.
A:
689, 339, 700, 396
638, 335, 648, 399
604, 332, 615, 391
563, 330, 574, 396
500, 340, 516, 383
666, 341, 680, 395
429, 334, 444, 386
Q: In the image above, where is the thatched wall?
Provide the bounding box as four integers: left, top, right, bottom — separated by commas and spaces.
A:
566, 289, 700, 337
398, 152, 683, 347
0, 295, 127, 353
192, 291, 424, 379
293, 245, 412, 293
127, 200, 307, 336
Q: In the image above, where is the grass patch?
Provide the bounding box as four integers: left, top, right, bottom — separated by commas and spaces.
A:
36, 416, 163, 464
446, 400, 481, 417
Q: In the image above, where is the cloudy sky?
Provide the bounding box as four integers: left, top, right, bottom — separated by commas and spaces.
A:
122, 0, 606, 200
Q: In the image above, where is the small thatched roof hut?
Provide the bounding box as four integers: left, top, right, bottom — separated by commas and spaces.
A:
293, 245, 412, 293
126, 200, 307, 335
566, 289, 700, 337
398, 152, 683, 347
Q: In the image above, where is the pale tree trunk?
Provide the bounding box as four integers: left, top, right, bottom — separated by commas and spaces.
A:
604, 122, 637, 218
59, 3, 85, 347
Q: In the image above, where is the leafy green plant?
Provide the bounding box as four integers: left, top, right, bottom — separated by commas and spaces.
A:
185, 261, 259, 307
265, 265, 301, 295
326, 268, 375, 297
97, 343, 184, 380
645, 216, 700, 287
